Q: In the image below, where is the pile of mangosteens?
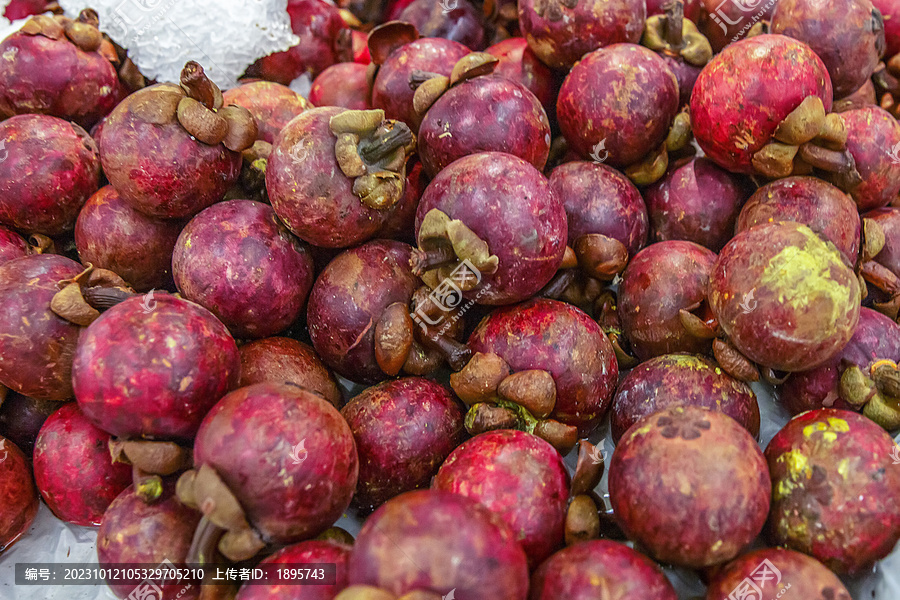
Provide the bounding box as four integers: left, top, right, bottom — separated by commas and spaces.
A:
1, 0, 900, 599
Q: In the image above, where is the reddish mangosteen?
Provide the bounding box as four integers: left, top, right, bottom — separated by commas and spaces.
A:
609, 406, 771, 568
369, 26, 469, 132
0, 392, 58, 455
618, 240, 718, 361
416, 53, 551, 177
835, 78, 878, 112
549, 160, 648, 283
697, 0, 779, 52
32, 402, 131, 526
646, 157, 752, 252
0, 114, 100, 236
4, 0, 52, 21
97, 483, 202, 599
485, 37, 558, 114
413, 152, 567, 305
100, 62, 255, 220
309, 62, 371, 110
0, 254, 83, 401
247, 0, 351, 85
239, 337, 342, 408
72, 293, 241, 442
825, 106, 900, 211
557, 44, 683, 185
346, 489, 529, 599
708, 222, 860, 374
181, 383, 358, 561
691, 34, 841, 180
75, 185, 183, 292
172, 200, 314, 339
234, 539, 352, 600
874, 0, 900, 56
0, 436, 38, 555
611, 353, 759, 443
765, 408, 900, 574
433, 429, 569, 567
641, 1, 714, 107
518, 0, 645, 70
398, 0, 488, 49
771, 0, 884, 99
0, 11, 119, 128
342, 377, 465, 511
453, 298, 618, 449
706, 548, 851, 600
780, 308, 900, 428
529, 540, 678, 600
736, 176, 861, 264
307, 240, 455, 383
267, 107, 416, 248
222, 81, 313, 145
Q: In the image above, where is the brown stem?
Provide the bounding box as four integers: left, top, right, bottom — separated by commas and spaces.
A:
465, 403, 520, 434
187, 515, 225, 565
663, 0, 684, 48
428, 331, 472, 371
358, 122, 414, 164
565, 495, 600, 546
410, 244, 458, 275
82, 286, 138, 310
571, 440, 604, 497
180, 61, 222, 110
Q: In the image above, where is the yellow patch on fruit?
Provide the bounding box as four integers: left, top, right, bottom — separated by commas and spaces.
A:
757, 229, 855, 335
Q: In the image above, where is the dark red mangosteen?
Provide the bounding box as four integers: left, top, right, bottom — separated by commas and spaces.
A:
0, 114, 100, 237
345, 490, 529, 599
100, 62, 255, 220
179, 383, 358, 562
0, 11, 120, 128
342, 377, 465, 511
412, 152, 567, 306
266, 107, 416, 248
765, 409, 900, 574
33, 402, 132, 526
645, 157, 753, 251
609, 406, 771, 568
433, 429, 569, 567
